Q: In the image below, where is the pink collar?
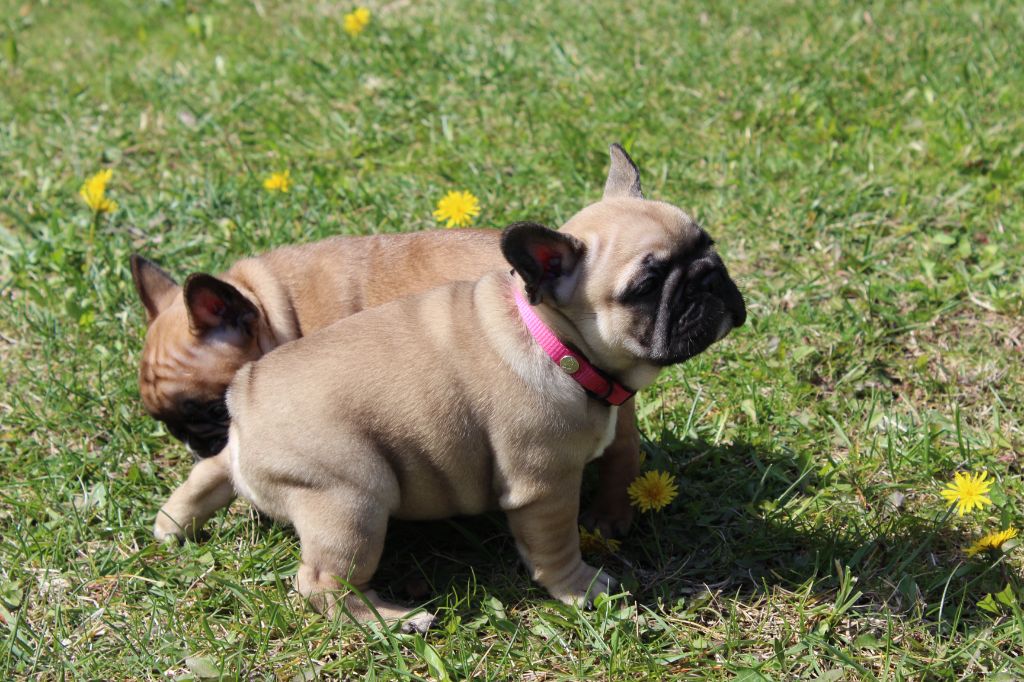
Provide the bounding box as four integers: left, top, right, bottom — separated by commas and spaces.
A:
513, 287, 635, 406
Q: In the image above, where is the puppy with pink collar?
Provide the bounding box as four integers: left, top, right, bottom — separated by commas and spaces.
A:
155, 145, 746, 632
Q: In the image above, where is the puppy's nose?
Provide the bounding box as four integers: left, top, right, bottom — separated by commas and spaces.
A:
695, 268, 724, 294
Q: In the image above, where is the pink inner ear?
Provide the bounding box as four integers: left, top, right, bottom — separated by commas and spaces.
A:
192, 289, 227, 329
533, 245, 561, 276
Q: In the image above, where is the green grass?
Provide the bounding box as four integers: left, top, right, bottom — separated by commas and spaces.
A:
1, 0, 1023, 678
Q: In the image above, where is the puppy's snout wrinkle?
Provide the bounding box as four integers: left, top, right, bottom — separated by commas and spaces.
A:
697, 268, 724, 294
683, 258, 718, 292
689, 259, 746, 330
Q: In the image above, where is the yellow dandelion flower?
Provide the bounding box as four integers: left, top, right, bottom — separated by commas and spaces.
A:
433, 190, 480, 228
627, 470, 679, 513
579, 525, 621, 556
263, 170, 292, 193
343, 7, 371, 36
966, 527, 1018, 557
940, 471, 993, 516
79, 169, 118, 213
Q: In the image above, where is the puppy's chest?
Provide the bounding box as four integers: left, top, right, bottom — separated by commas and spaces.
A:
538, 401, 620, 464
587, 406, 619, 463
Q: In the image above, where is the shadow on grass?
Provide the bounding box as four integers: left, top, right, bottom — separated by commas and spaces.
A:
372, 438, 1018, 629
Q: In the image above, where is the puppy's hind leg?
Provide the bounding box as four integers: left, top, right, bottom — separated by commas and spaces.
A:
291, 488, 436, 634
154, 450, 236, 542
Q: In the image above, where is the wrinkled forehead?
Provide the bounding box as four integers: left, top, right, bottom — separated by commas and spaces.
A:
564, 199, 703, 271
141, 301, 186, 365
138, 301, 194, 413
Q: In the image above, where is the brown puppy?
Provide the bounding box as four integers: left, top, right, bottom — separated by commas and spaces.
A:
135, 232, 638, 538
157, 145, 746, 631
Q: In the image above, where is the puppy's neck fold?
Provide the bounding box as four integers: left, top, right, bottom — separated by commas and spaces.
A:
512, 284, 636, 406
224, 259, 300, 351
511, 278, 663, 394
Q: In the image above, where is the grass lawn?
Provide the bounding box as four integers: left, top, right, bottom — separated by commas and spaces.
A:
2, 0, 1023, 678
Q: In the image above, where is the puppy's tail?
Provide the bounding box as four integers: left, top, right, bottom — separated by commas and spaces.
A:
225, 360, 255, 419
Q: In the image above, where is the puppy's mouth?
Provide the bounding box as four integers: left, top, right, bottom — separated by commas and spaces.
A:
160, 398, 231, 458
714, 310, 739, 342
645, 280, 746, 367
185, 432, 229, 458
165, 420, 229, 458
646, 298, 728, 366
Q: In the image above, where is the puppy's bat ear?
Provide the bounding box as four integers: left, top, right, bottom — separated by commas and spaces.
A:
182, 274, 259, 338
603, 143, 644, 200
130, 254, 181, 325
501, 222, 586, 305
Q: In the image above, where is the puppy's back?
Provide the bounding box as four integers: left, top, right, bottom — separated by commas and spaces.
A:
245, 229, 505, 329
226, 275, 516, 520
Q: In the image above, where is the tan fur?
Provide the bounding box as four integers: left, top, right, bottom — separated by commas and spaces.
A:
151, 145, 746, 632
138, 230, 501, 416
139, 229, 639, 538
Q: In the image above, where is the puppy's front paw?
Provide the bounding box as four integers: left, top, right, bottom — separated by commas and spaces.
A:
153, 508, 190, 543
550, 563, 618, 607
400, 611, 438, 634
579, 503, 633, 540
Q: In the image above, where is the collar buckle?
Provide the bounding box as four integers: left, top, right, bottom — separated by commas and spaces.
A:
513, 287, 635, 407
558, 355, 581, 374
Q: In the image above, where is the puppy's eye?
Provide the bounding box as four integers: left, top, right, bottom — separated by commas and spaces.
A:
621, 256, 667, 302
631, 275, 660, 299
